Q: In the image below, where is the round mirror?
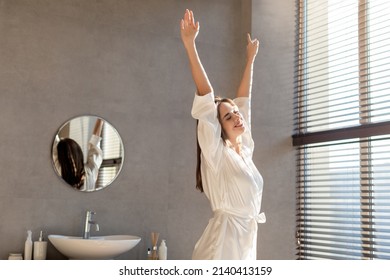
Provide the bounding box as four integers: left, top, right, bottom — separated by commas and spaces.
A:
51, 115, 124, 192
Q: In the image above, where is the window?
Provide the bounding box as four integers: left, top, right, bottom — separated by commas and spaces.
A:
294, 0, 390, 259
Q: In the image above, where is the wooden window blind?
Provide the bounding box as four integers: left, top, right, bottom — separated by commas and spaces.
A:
294, 0, 390, 259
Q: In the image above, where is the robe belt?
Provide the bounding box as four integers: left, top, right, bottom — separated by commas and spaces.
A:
214, 209, 266, 224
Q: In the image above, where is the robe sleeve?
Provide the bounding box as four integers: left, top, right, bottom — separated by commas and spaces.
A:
191, 91, 224, 173
83, 134, 103, 191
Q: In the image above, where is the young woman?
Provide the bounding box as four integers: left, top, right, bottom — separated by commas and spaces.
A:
180, 9, 265, 260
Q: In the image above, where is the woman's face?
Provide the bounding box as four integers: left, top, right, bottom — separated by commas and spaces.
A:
218, 101, 245, 141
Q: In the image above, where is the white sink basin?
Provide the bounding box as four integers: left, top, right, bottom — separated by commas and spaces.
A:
48, 234, 141, 260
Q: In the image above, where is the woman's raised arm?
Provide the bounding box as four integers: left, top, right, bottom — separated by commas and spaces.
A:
92, 118, 104, 137
236, 33, 259, 98
180, 9, 213, 96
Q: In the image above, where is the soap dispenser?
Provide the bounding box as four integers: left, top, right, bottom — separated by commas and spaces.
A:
33, 230, 47, 260
24, 230, 33, 260
158, 239, 167, 260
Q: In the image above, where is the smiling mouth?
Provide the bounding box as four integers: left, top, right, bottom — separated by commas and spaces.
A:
235, 121, 244, 128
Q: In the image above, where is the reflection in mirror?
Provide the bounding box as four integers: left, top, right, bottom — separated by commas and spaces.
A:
52, 115, 124, 192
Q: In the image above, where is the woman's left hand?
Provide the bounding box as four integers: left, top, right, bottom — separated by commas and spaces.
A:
246, 33, 259, 62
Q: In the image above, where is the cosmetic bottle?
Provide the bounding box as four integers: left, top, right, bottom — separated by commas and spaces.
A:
158, 240, 167, 260
33, 230, 47, 260
147, 248, 152, 260
8, 253, 23, 260
24, 230, 33, 260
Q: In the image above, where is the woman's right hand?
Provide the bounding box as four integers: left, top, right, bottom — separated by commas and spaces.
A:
180, 9, 199, 47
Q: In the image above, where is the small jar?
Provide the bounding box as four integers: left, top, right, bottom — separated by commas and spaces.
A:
8, 253, 23, 260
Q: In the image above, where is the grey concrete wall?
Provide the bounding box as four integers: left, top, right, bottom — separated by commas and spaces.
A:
251, 0, 297, 259
0, 0, 295, 260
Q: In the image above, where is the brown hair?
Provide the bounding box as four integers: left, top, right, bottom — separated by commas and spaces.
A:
57, 138, 85, 189
195, 97, 236, 192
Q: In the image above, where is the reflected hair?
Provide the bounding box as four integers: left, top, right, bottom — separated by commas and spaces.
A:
195, 96, 236, 192
57, 138, 85, 189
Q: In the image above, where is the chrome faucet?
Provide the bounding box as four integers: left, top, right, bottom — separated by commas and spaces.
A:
83, 210, 100, 239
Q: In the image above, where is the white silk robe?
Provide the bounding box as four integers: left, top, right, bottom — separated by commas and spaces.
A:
191, 92, 265, 260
